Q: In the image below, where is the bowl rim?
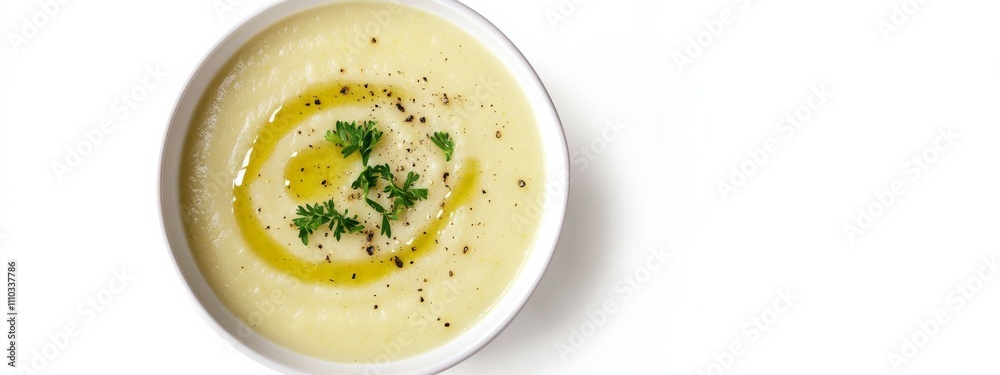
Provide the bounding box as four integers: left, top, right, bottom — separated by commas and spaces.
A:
157, 0, 570, 373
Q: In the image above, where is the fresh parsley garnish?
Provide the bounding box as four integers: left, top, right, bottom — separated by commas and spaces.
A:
385, 170, 430, 207
292, 199, 363, 245
351, 164, 388, 196
363, 166, 429, 238
291, 120, 442, 245
325, 120, 383, 166
430, 132, 455, 161
364, 198, 394, 238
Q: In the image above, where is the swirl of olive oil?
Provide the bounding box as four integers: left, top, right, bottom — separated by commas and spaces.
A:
232, 82, 477, 286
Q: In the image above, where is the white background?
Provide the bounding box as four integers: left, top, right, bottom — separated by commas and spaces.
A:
2, 0, 999, 374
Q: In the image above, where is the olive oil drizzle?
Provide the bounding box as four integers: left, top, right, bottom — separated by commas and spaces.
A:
283, 143, 360, 204
231, 82, 477, 286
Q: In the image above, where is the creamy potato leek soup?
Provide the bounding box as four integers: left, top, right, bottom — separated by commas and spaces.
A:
179, 1, 544, 363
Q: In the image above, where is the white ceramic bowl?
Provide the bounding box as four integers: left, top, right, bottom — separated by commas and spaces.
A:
158, 0, 569, 373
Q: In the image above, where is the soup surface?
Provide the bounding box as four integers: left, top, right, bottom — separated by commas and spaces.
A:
180, 0, 544, 362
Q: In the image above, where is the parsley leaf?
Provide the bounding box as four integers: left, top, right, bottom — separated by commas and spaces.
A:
430, 132, 455, 161
362, 169, 429, 238
325, 120, 383, 166
384, 171, 429, 208
365, 198, 395, 238
292, 199, 364, 245
351, 164, 389, 196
